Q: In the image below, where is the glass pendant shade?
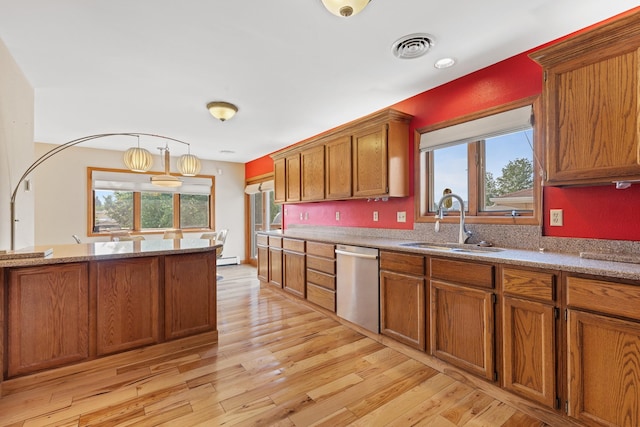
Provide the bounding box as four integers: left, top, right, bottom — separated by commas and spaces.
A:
321, 0, 370, 17
178, 153, 201, 176
123, 146, 153, 172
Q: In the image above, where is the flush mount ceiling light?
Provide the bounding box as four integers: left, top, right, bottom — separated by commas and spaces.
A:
392, 33, 435, 59
321, 0, 370, 17
207, 101, 238, 122
123, 136, 153, 172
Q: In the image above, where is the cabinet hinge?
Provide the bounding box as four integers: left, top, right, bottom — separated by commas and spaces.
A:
493, 371, 498, 381
543, 70, 548, 82
565, 401, 569, 414
564, 308, 568, 321
491, 294, 497, 304
554, 307, 560, 319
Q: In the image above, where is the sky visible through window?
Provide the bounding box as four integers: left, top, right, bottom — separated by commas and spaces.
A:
433, 129, 533, 208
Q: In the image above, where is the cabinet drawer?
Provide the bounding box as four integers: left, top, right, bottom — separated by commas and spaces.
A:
306, 241, 335, 258
567, 276, 640, 322
283, 238, 305, 253
257, 234, 269, 246
307, 268, 335, 290
307, 283, 336, 312
268, 236, 282, 248
380, 251, 425, 276
306, 255, 335, 275
430, 258, 494, 289
503, 267, 555, 302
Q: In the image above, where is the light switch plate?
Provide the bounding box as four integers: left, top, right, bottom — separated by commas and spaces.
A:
373, 211, 379, 221
335, 211, 340, 221
397, 211, 406, 223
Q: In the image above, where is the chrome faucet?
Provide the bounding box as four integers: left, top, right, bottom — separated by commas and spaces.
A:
436, 193, 472, 244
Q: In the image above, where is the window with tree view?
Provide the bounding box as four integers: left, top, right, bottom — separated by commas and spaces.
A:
418, 101, 539, 222
90, 168, 214, 234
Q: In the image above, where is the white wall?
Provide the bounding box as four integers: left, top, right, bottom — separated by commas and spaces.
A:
0, 38, 35, 251
33, 143, 246, 261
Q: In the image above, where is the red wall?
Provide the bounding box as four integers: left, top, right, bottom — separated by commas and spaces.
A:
246, 10, 640, 241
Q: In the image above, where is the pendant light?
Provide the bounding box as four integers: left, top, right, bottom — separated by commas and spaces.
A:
321, 0, 370, 17
178, 152, 201, 176
123, 136, 153, 172
150, 145, 182, 187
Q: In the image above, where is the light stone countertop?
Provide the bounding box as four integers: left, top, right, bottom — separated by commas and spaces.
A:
261, 230, 640, 282
0, 239, 221, 268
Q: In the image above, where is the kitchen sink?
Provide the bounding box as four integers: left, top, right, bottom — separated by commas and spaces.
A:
399, 242, 504, 253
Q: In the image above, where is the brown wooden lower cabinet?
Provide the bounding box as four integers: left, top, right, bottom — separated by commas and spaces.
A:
7, 263, 89, 377
431, 280, 495, 381
165, 252, 217, 340
502, 296, 556, 408
257, 244, 269, 282
567, 310, 640, 426
95, 257, 160, 355
380, 270, 426, 350
501, 266, 557, 409
4, 250, 218, 380
283, 238, 305, 298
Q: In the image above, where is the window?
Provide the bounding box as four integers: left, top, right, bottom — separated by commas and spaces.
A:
416, 98, 541, 224
89, 168, 215, 235
246, 178, 281, 261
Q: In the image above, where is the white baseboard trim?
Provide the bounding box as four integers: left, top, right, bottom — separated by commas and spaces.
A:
217, 256, 240, 266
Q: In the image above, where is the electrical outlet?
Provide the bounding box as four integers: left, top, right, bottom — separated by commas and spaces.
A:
550, 209, 563, 226
299, 212, 303, 220
304, 212, 309, 220
373, 211, 379, 222
335, 211, 340, 221
397, 211, 406, 223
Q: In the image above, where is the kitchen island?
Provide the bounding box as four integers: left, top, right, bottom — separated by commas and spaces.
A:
0, 239, 219, 383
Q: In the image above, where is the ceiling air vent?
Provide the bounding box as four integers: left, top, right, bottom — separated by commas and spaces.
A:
392, 33, 435, 59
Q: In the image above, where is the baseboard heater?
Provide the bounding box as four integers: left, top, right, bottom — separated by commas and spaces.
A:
217, 256, 240, 266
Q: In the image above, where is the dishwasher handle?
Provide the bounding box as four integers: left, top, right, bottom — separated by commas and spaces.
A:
335, 249, 378, 260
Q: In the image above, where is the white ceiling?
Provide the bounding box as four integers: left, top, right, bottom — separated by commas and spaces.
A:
0, 1, 637, 163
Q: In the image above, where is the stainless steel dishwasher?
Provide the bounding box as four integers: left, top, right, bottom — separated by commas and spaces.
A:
335, 244, 380, 333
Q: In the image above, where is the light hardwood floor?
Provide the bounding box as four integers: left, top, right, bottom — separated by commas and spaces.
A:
0, 264, 563, 426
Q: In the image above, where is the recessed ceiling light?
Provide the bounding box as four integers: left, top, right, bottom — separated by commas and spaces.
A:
434, 57, 456, 69
219, 150, 235, 154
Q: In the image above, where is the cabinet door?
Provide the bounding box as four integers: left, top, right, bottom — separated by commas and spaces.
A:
431, 280, 495, 381
380, 270, 426, 350
95, 257, 160, 356
269, 247, 282, 288
531, 15, 640, 186
283, 250, 305, 298
301, 145, 325, 201
164, 252, 216, 340
274, 157, 286, 203
352, 124, 388, 197
8, 263, 89, 377
286, 154, 301, 202
502, 296, 556, 408
257, 245, 269, 282
568, 310, 640, 426
325, 136, 352, 199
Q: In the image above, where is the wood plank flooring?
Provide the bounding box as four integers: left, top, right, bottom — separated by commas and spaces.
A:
0, 264, 559, 426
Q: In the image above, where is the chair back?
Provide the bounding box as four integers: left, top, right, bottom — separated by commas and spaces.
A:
216, 229, 228, 244
110, 230, 132, 241
163, 229, 183, 239
200, 232, 217, 240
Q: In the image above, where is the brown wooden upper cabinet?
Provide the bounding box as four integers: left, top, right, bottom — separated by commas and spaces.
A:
274, 157, 286, 203
530, 12, 640, 186
271, 109, 412, 203
325, 135, 352, 200
301, 145, 325, 201
285, 154, 301, 202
